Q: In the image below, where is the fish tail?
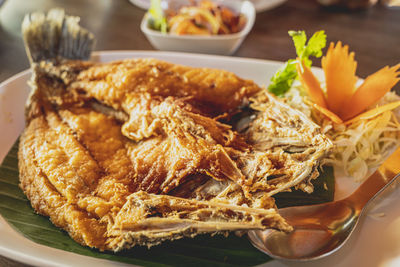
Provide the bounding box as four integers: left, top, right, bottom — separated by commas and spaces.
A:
22, 8, 95, 64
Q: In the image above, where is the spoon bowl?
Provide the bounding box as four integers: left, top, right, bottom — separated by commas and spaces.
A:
248, 148, 400, 261
249, 199, 359, 260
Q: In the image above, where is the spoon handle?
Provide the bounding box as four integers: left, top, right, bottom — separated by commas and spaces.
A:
347, 148, 400, 209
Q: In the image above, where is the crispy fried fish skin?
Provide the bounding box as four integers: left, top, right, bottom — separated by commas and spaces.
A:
18, 109, 108, 250
73, 58, 260, 115
19, 102, 290, 251
19, 8, 332, 251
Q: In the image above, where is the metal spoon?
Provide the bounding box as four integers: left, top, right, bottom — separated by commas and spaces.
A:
248, 148, 400, 261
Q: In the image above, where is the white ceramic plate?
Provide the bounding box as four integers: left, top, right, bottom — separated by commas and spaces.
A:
1, 51, 400, 267
129, 0, 287, 13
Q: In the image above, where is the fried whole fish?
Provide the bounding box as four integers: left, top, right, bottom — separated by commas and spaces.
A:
18, 9, 332, 251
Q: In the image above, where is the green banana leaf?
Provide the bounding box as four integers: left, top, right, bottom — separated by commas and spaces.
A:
0, 140, 334, 266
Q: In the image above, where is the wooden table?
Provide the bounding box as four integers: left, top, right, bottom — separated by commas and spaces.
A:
0, 0, 399, 266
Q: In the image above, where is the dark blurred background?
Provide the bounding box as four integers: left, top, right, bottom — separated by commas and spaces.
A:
0, 0, 399, 84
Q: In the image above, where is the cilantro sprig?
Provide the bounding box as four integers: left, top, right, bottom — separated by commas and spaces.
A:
268, 30, 327, 96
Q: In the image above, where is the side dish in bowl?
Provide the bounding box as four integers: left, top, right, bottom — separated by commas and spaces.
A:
140, 0, 255, 55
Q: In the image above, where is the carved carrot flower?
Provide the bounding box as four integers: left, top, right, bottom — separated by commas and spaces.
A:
297, 41, 400, 124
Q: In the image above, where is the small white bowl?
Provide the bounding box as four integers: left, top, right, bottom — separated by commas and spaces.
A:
140, 0, 256, 55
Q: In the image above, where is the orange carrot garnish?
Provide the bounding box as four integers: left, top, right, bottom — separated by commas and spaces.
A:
344, 100, 400, 125
296, 60, 327, 108
322, 42, 358, 115
341, 64, 400, 120
304, 99, 343, 124
296, 40, 400, 124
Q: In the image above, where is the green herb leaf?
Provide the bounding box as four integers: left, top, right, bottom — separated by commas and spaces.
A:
148, 0, 168, 33
288, 30, 307, 59
304, 30, 327, 60
267, 59, 297, 96
268, 30, 327, 96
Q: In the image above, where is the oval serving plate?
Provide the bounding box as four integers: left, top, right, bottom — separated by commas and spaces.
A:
1, 50, 400, 267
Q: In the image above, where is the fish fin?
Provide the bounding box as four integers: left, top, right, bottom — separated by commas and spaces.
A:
22, 8, 95, 64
